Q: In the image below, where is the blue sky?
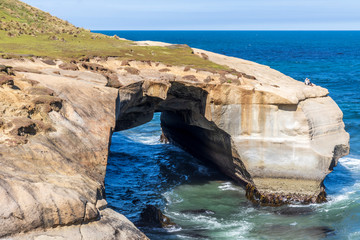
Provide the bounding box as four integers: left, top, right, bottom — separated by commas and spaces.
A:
22, 0, 360, 30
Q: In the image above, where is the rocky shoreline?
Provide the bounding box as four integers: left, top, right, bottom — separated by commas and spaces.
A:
0, 43, 349, 239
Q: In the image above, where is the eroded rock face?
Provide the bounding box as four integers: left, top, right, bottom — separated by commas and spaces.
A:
115, 48, 349, 205
0, 58, 148, 239
0, 48, 349, 239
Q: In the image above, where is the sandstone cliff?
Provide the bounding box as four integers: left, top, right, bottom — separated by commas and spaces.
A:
0, 42, 349, 238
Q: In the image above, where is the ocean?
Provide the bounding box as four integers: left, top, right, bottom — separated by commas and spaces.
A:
95, 31, 360, 240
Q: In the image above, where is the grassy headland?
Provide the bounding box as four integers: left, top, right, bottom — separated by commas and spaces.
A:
0, 0, 228, 71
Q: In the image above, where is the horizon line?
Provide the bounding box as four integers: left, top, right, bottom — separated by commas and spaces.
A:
92, 29, 360, 31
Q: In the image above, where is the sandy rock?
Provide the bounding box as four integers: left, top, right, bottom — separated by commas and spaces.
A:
41, 59, 56, 66
124, 67, 140, 75
0, 43, 349, 239
105, 73, 122, 88
59, 63, 79, 71
0, 74, 14, 85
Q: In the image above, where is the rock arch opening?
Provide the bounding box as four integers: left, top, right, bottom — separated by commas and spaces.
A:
114, 80, 250, 185
105, 112, 233, 238
111, 79, 349, 206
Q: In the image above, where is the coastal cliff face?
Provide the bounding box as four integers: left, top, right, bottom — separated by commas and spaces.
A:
0, 43, 349, 238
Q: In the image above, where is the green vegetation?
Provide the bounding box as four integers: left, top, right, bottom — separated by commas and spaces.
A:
0, 0, 228, 71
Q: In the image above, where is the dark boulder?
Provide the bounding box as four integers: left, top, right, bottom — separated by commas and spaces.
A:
139, 205, 176, 228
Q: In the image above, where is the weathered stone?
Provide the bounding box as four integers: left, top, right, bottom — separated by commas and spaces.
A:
26, 86, 54, 96
159, 68, 171, 72
12, 67, 42, 74
59, 63, 79, 71
204, 76, 212, 83
0, 42, 349, 239
0, 74, 14, 85
124, 67, 140, 75
0, 64, 13, 75
182, 75, 199, 82
183, 66, 191, 72
41, 59, 56, 65
105, 73, 122, 88
82, 62, 109, 72
121, 60, 130, 66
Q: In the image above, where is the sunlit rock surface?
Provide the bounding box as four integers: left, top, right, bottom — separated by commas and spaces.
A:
0, 45, 349, 238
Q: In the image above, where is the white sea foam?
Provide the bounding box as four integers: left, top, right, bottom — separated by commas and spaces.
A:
163, 191, 184, 204
127, 134, 162, 145
339, 156, 360, 171
218, 181, 242, 191
320, 157, 360, 209
165, 225, 182, 233
349, 231, 360, 240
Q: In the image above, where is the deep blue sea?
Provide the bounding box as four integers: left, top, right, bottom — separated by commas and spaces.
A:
96, 31, 360, 240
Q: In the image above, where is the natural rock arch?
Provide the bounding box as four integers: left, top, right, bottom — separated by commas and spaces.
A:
0, 48, 349, 238
115, 76, 349, 205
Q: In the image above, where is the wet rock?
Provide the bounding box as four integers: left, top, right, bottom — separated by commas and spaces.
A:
274, 207, 314, 216
139, 205, 176, 228
258, 224, 334, 239
160, 131, 169, 144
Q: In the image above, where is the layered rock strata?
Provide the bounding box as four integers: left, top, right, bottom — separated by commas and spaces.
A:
0, 45, 349, 238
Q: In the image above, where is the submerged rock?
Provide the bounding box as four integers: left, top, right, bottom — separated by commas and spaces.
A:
180, 209, 215, 215
139, 205, 176, 228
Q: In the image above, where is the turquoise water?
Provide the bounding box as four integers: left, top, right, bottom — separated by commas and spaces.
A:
101, 31, 360, 239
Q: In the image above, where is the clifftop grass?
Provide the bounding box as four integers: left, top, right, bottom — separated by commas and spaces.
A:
0, 0, 228, 71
